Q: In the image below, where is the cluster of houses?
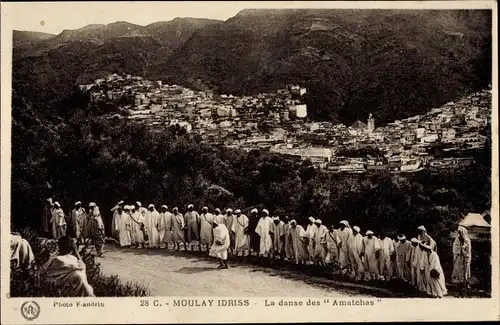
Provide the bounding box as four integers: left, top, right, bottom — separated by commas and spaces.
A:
79, 73, 491, 174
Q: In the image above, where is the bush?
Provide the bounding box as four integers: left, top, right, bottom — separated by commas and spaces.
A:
10, 228, 149, 297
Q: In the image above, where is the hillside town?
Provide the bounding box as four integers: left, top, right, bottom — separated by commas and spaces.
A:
79, 73, 491, 174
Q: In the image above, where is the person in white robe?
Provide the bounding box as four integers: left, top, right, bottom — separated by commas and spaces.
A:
361, 230, 380, 281
159, 205, 173, 249
451, 225, 472, 288
51, 201, 67, 239
255, 209, 274, 257
289, 220, 307, 264
117, 206, 132, 247
233, 209, 249, 256
213, 208, 226, 224
110, 200, 124, 240
378, 232, 395, 281
199, 207, 214, 251
270, 216, 285, 259
122, 206, 134, 246
407, 238, 420, 287
337, 220, 352, 273
395, 235, 411, 281
130, 205, 146, 249
325, 224, 340, 268
171, 207, 186, 250
417, 225, 437, 251
136, 201, 148, 219
118, 206, 133, 247
313, 219, 328, 266
209, 221, 230, 269
145, 204, 161, 248
347, 226, 364, 280
42, 198, 54, 237
184, 204, 201, 251
88, 202, 105, 257
283, 216, 294, 261
42, 236, 94, 296
304, 217, 318, 265
71, 201, 88, 245
11, 232, 35, 268
417, 241, 429, 294
423, 243, 448, 298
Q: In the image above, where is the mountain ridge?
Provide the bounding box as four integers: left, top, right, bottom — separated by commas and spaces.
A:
12, 9, 492, 124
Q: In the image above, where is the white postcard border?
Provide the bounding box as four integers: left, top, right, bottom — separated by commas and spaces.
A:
1, 1, 499, 324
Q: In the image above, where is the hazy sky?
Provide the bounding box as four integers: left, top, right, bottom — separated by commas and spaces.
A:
6, 1, 493, 35
6, 1, 338, 35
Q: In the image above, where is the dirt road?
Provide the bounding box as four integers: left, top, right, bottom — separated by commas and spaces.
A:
98, 246, 378, 297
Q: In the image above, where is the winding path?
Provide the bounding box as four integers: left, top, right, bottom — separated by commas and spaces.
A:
98, 245, 377, 297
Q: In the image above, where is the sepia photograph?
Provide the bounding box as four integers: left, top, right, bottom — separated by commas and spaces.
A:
1, 1, 498, 323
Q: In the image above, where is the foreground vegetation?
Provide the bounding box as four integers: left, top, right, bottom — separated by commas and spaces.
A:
10, 229, 149, 297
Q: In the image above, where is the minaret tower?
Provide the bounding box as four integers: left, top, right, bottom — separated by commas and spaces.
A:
367, 113, 375, 133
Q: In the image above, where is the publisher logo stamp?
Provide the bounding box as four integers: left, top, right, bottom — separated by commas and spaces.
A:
21, 301, 40, 321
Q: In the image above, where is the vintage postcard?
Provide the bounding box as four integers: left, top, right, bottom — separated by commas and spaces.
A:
1, 0, 498, 323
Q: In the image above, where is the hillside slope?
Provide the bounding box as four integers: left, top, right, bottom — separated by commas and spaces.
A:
12, 18, 221, 113
159, 9, 492, 123
12, 10, 491, 123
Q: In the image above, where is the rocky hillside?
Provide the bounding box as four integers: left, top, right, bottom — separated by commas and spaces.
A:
12, 10, 491, 124
12, 18, 221, 114
160, 9, 492, 123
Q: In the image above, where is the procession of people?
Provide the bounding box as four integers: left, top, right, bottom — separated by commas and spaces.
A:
40, 198, 474, 298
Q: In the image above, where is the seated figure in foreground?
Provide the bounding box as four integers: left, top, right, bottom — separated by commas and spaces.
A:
10, 232, 35, 268
42, 236, 95, 297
